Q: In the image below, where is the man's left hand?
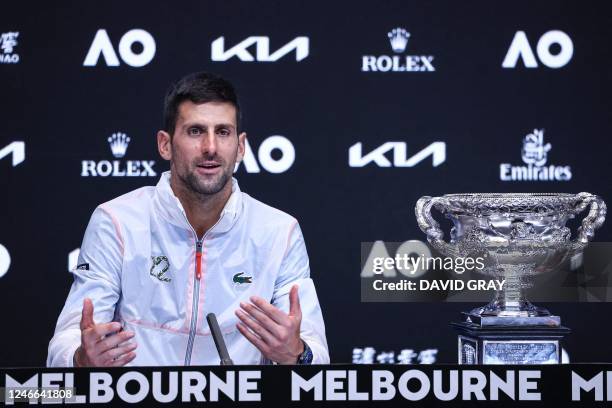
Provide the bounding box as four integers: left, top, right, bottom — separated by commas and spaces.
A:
235, 284, 304, 364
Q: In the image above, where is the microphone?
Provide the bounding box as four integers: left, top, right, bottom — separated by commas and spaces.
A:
206, 313, 234, 365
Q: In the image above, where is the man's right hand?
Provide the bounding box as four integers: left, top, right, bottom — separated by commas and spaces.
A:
74, 298, 137, 367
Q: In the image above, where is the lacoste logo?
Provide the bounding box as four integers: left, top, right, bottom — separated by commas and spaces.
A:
233, 272, 252, 284
150, 255, 171, 282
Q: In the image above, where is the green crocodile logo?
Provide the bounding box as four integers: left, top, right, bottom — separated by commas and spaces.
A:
233, 272, 252, 284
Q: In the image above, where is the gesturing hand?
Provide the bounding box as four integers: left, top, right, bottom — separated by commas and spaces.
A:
74, 298, 137, 367
235, 285, 304, 364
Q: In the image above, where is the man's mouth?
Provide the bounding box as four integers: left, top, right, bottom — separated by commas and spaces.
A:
196, 162, 222, 174
198, 162, 221, 169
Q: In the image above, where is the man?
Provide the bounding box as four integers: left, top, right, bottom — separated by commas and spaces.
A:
47, 72, 329, 366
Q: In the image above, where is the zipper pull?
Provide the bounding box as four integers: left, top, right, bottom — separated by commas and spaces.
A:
195, 240, 203, 280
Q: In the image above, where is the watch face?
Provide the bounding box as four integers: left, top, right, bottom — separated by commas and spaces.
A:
303, 352, 313, 364
299, 342, 313, 364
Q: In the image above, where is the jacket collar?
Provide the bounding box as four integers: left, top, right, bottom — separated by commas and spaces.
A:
153, 171, 243, 236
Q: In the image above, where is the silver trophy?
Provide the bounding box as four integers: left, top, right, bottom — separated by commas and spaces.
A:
415, 193, 606, 364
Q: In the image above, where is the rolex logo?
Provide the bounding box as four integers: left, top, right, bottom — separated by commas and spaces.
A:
108, 132, 131, 158
388, 27, 410, 53
81, 132, 156, 177
362, 28, 434, 72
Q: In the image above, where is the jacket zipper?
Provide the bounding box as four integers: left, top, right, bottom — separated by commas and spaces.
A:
183, 215, 224, 366
184, 239, 202, 366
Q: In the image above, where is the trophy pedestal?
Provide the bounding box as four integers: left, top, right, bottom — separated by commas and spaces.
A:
462, 311, 561, 327
451, 321, 570, 365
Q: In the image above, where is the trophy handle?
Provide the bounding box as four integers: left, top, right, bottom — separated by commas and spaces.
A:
574, 192, 607, 244
415, 196, 455, 256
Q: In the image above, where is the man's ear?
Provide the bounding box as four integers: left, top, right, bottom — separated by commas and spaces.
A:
236, 132, 247, 163
157, 130, 172, 161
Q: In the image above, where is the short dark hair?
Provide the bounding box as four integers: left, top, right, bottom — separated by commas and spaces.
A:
163, 71, 241, 136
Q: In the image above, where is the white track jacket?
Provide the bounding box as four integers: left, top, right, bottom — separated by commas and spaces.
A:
47, 171, 329, 366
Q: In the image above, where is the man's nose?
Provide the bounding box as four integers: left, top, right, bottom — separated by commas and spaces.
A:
200, 130, 217, 155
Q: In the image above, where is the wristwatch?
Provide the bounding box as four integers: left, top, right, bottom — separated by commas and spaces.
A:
297, 340, 313, 365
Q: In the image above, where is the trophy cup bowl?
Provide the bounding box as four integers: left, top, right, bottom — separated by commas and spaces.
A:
415, 192, 606, 325
415, 192, 606, 364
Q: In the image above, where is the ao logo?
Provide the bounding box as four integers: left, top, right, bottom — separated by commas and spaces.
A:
0, 243, 10, 278
83, 29, 156, 67
361, 240, 431, 278
235, 135, 295, 174
502, 30, 573, 69
0, 141, 25, 167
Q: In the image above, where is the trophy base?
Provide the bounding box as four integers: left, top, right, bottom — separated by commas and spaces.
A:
451, 321, 570, 365
462, 311, 561, 327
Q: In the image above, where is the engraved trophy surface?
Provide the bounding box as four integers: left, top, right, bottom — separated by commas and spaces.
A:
415, 192, 606, 364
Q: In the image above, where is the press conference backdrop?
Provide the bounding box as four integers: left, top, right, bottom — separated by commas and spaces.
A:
1, 0, 611, 367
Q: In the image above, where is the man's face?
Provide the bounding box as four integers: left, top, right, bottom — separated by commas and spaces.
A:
158, 100, 245, 196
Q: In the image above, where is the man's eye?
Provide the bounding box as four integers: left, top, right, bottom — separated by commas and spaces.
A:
218, 129, 231, 137
188, 127, 202, 136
